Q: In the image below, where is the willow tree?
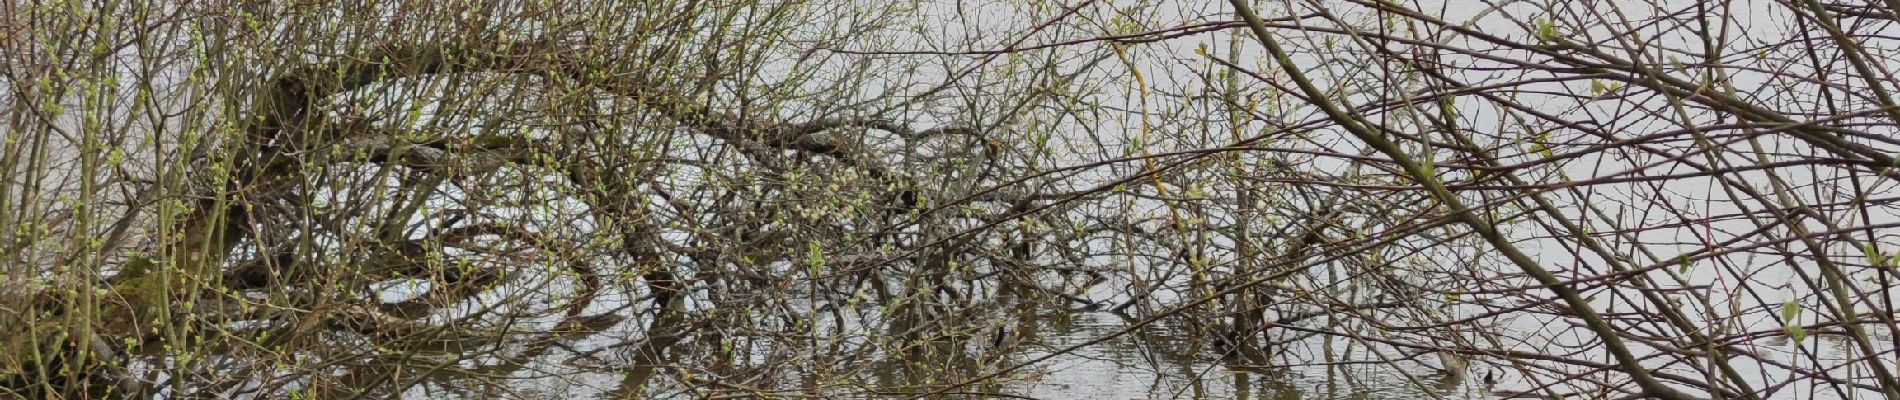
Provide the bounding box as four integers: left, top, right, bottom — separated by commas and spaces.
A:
6, 0, 1900, 399
2, 1, 1071, 397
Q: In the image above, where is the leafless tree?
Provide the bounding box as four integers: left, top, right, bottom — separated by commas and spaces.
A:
3, 0, 1897, 399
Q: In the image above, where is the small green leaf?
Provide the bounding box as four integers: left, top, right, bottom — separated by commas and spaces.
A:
1536, 18, 1558, 42
1781, 300, 1807, 343
806, 242, 826, 270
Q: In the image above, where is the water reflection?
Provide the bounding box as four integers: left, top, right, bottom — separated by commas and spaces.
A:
384, 305, 1497, 399
1011, 312, 1469, 400
376, 283, 1896, 400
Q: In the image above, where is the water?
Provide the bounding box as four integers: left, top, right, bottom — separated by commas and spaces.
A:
9, 0, 1900, 398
